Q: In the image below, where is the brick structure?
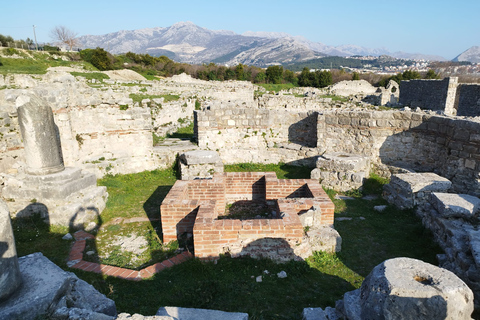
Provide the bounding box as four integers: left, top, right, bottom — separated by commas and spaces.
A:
160, 172, 334, 260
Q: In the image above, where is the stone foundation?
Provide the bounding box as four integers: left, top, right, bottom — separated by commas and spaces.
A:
311, 153, 370, 192
178, 150, 224, 180
383, 172, 452, 209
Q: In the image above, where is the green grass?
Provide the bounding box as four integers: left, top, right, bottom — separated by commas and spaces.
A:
0, 57, 49, 75
12, 165, 442, 319
319, 94, 349, 102
167, 122, 194, 140
129, 93, 180, 104
70, 72, 110, 81
257, 83, 297, 93
224, 162, 311, 179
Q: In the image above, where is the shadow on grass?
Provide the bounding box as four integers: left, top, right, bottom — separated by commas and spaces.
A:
92, 255, 356, 319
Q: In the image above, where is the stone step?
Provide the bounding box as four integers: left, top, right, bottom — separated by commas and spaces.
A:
431, 192, 480, 219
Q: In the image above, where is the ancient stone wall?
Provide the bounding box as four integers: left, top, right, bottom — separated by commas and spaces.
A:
399, 78, 458, 115
328, 80, 378, 96
456, 84, 480, 117
194, 108, 321, 164
54, 104, 156, 177
0, 111, 23, 176
317, 110, 480, 196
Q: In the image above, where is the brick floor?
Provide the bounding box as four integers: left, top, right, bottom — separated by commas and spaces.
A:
67, 231, 193, 281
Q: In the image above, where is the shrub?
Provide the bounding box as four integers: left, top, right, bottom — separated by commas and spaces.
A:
80, 47, 113, 71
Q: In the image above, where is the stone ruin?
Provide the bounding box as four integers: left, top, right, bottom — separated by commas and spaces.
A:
0, 199, 117, 320
160, 171, 339, 262
1, 94, 107, 228
2, 65, 480, 317
304, 257, 474, 320
178, 150, 224, 180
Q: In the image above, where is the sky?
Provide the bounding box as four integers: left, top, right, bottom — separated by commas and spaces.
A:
1, 0, 479, 60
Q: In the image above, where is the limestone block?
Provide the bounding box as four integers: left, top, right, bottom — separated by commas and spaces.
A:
156, 306, 248, 320
298, 206, 323, 228
180, 150, 222, 165
468, 229, 480, 269
57, 277, 117, 316
360, 258, 473, 320
117, 313, 173, 320
179, 150, 224, 180
306, 226, 342, 253
431, 192, 480, 219
384, 173, 452, 209
391, 173, 452, 194
0, 200, 22, 302
302, 307, 327, 320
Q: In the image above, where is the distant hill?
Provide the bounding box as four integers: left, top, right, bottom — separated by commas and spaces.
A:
453, 46, 480, 63
77, 21, 449, 67
78, 22, 326, 67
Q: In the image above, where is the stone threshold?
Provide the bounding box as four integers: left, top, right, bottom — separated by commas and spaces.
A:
67, 230, 192, 281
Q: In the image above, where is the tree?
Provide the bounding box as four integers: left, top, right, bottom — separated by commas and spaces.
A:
352, 72, 360, 80
235, 64, 245, 80
266, 65, 283, 84
50, 26, 78, 51
425, 69, 439, 79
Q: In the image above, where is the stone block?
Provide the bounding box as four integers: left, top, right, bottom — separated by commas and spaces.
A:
156, 306, 248, 320
0, 252, 116, 320
431, 193, 480, 219
306, 226, 342, 253
391, 172, 451, 194
179, 150, 222, 166
384, 173, 451, 209
302, 307, 327, 320
360, 258, 473, 320
179, 150, 224, 180
0, 200, 22, 302
313, 153, 370, 192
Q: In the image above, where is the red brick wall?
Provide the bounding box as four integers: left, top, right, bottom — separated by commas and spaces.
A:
161, 172, 335, 259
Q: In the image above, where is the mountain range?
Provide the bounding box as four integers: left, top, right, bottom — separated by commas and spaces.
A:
77, 21, 475, 67
453, 46, 480, 63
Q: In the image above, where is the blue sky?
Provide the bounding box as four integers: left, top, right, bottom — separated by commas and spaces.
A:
1, 0, 478, 59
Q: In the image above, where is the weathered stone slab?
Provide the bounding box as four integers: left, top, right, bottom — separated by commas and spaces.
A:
179, 150, 222, 165
0, 252, 116, 320
342, 289, 361, 320
316, 153, 370, 172
306, 226, 342, 253
0, 252, 75, 319
431, 192, 480, 218
0, 200, 22, 302
468, 229, 480, 269
360, 258, 473, 320
384, 172, 452, 209
179, 150, 224, 180
156, 306, 248, 320
391, 172, 451, 193
117, 313, 173, 320
302, 307, 327, 320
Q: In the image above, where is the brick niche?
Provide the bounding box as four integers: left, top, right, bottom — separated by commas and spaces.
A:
160, 172, 334, 260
